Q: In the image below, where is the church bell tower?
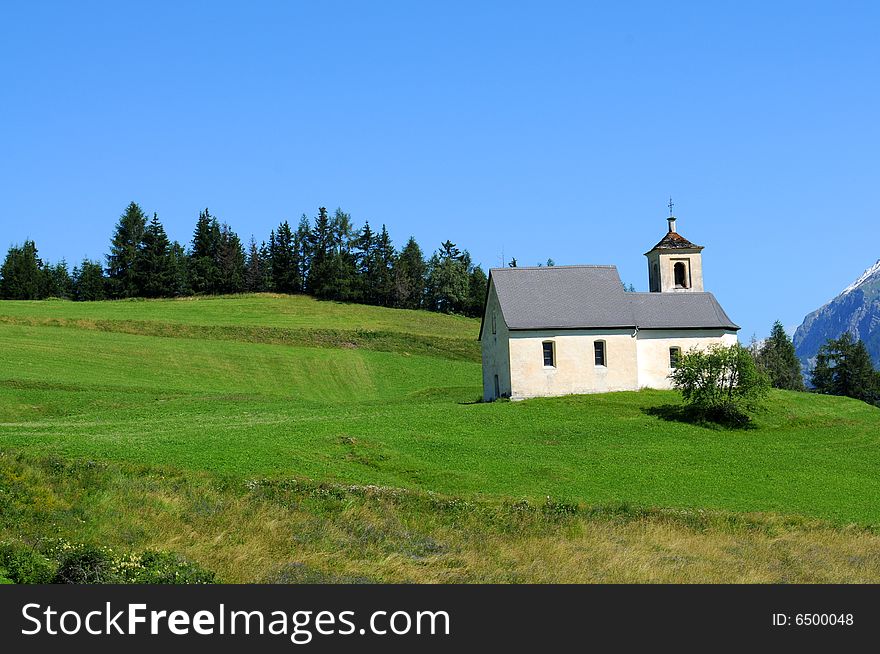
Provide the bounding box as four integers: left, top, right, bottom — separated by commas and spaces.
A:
645, 202, 704, 293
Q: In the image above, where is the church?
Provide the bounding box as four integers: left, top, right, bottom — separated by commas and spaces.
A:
479, 213, 739, 401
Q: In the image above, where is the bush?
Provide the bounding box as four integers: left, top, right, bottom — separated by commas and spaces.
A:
50, 544, 216, 584
0, 542, 55, 584
52, 544, 117, 584
669, 344, 769, 426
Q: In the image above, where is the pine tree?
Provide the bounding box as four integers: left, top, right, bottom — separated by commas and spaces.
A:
107, 202, 147, 298
167, 242, 191, 297
322, 208, 358, 302
72, 259, 106, 301
811, 332, 879, 404
465, 262, 488, 317
41, 260, 73, 299
392, 237, 426, 310
757, 321, 805, 391
355, 221, 376, 303
135, 213, 174, 297
245, 237, 270, 292
425, 241, 469, 313
331, 208, 355, 256
259, 240, 273, 291
189, 208, 222, 294
295, 216, 311, 291
217, 223, 246, 294
269, 222, 299, 293
0, 240, 44, 299
373, 225, 396, 306
307, 207, 335, 298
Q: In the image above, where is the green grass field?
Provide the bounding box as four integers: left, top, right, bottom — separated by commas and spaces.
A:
2, 294, 880, 582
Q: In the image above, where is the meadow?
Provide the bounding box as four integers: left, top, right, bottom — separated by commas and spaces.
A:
1, 294, 879, 582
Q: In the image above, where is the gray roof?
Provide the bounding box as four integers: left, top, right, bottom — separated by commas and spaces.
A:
627, 291, 738, 330
481, 265, 738, 338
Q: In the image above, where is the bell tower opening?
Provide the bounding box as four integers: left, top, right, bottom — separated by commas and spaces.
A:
674, 261, 688, 288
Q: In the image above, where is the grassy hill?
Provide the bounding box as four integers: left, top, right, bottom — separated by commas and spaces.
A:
1, 294, 880, 582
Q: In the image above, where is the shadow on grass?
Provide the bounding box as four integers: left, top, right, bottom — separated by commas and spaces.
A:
642, 404, 757, 431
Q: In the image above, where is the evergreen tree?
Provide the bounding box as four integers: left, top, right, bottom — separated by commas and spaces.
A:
189, 208, 222, 294
72, 259, 106, 301
757, 321, 805, 391
425, 241, 470, 313
259, 240, 273, 291
811, 332, 879, 404
269, 222, 299, 293
373, 225, 396, 306
217, 223, 246, 294
331, 208, 355, 256
465, 263, 488, 317
106, 201, 147, 298
167, 242, 191, 297
41, 260, 73, 299
0, 240, 44, 299
135, 213, 174, 297
323, 208, 358, 301
307, 207, 335, 298
392, 237, 426, 309
354, 221, 376, 302
295, 216, 311, 291
245, 237, 270, 292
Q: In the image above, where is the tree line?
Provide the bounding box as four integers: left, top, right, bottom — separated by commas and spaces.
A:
750, 320, 879, 406
0, 202, 488, 317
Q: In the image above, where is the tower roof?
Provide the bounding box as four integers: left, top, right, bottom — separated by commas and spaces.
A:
644, 216, 703, 254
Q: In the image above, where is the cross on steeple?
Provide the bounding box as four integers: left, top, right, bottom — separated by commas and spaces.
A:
668, 197, 674, 217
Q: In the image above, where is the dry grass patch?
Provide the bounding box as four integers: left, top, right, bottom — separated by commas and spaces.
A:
3, 452, 879, 584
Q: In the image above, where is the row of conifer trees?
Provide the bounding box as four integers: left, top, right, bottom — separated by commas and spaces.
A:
750, 321, 879, 405
0, 202, 489, 316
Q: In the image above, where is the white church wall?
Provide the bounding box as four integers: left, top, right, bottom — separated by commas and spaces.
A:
480, 281, 512, 401
635, 329, 739, 389
507, 329, 639, 399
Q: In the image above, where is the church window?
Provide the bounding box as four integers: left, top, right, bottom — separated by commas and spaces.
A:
542, 341, 555, 367
669, 347, 682, 368
594, 340, 606, 367
492, 311, 497, 335
674, 261, 688, 288
494, 374, 500, 398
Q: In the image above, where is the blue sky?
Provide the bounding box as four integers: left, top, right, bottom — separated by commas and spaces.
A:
1, 1, 878, 339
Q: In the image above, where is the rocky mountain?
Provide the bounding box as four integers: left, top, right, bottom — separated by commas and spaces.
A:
793, 260, 880, 370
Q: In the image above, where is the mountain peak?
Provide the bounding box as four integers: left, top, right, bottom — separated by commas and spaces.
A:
793, 258, 880, 371
841, 259, 880, 296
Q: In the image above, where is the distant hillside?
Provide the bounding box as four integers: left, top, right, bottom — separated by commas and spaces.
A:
793, 260, 880, 369
0, 294, 481, 362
